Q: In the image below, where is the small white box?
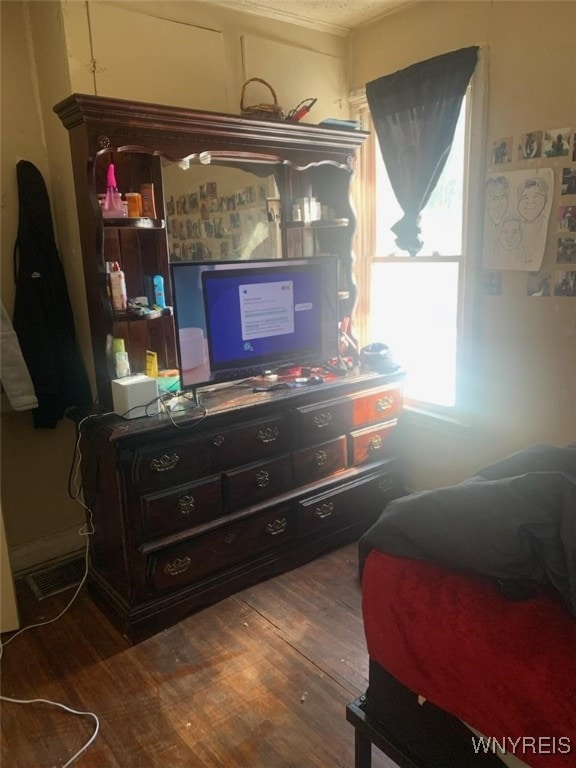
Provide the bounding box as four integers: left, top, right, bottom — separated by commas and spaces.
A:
111, 374, 159, 419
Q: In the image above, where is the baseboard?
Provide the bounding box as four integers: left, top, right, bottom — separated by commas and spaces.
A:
9, 525, 86, 576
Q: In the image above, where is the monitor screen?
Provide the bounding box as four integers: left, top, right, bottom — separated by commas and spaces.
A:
170, 257, 339, 390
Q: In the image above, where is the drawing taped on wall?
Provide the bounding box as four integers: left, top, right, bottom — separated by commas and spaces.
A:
483, 168, 554, 271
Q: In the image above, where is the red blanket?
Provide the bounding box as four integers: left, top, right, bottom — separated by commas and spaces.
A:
362, 550, 576, 768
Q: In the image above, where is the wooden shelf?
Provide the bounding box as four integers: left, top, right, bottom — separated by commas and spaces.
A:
102, 217, 165, 229
113, 310, 165, 322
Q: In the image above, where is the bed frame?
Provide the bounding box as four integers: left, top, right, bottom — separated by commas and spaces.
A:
346, 660, 506, 768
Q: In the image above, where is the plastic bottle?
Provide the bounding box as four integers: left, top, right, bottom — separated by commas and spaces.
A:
112, 338, 131, 378
110, 262, 127, 311
103, 163, 126, 218
153, 274, 166, 308
140, 182, 157, 218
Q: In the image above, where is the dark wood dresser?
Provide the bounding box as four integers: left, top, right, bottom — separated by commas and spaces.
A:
79, 372, 404, 642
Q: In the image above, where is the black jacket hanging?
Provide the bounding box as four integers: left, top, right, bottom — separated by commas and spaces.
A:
13, 160, 92, 428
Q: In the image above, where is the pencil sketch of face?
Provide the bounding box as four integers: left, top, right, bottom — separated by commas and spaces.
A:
486, 177, 509, 225
517, 178, 548, 222
500, 216, 522, 251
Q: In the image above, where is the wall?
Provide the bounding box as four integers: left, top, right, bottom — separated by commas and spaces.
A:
0, 0, 349, 567
0, 0, 84, 570
350, 0, 576, 488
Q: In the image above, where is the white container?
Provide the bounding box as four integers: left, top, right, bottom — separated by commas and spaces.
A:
110, 268, 127, 311
111, 374, 159, 419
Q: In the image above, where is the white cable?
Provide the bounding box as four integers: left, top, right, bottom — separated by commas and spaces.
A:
0, 696, 100, 768
0, 418, 102, 765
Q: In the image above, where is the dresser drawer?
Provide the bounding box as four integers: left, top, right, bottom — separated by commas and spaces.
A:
129, 413, 290, 490
141, 476, 223, 540
224, 455, 293, 512
148, 506, 295, 592
293, 397, 353, 446
292, 436, 347, 486
349, 421, 397, 466
212, 414, 292, 467
351, 385, 402, 427
297, 466, 397, 537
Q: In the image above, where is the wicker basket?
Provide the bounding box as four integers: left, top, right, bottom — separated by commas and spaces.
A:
240, 78, 284, 120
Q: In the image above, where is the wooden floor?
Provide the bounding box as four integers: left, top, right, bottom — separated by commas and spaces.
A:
1, 543, 397, 767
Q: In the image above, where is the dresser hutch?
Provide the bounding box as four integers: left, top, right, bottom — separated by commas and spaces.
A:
54, 94, 404, 642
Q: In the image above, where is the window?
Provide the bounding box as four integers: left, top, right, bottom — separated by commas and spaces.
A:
352, 65, 485, 423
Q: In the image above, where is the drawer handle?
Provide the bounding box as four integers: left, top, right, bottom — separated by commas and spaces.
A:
256, 470, 270, 487
224, 532, 237, 544
378, 474, 393, 492
212, 435, 225, 447
257, 426, 279, 443
266, 517, 288, 536
376, 396, 394, 412
369, 435, 383, 452
178, 495, 195, 515
314, 450, 328, 467
164, 556, 191, 576
314, 502, 335, 519
150, 453, 180, 472
312, 412, 332, 429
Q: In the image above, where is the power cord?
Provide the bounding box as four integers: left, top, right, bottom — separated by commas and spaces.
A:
1, 398, 208, 764
0, 414, 105, 766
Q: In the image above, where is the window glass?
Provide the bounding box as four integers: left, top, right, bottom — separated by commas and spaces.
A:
368, 99, 467, 408
369, 262, 459, 406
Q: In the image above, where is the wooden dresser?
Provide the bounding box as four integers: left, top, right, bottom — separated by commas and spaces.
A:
79, 372, 403, 642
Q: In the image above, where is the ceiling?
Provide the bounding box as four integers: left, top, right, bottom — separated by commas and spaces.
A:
194, 0, 417, 35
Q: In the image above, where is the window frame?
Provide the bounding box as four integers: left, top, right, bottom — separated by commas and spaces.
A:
350, 50, 488, 429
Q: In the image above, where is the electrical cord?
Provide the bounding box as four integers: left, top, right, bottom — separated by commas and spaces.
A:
1, 395, 207, 764
0, 696, 99, 768
0, 417, 102, 766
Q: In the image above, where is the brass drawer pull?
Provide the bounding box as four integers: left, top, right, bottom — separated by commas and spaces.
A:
266, 517, 288, 536
376, 396, 394, 412
314, 450, 328, 467
150, 453, 180, 472
257, 426, 279, 443
224, 532, 237, 544
312, 412, 332, 429
314, 502, 334, 519
378, 474, 393, 492
178, 495, 195, 515
369, 435, 383, 452
212, 435, 225, 447
164, 556, 191, 576
256, 470, 270, 487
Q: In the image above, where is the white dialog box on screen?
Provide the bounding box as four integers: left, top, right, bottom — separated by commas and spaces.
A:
240, 280, 294, 340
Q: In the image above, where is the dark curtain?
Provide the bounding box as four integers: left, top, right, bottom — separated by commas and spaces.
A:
366, 47, 479, 256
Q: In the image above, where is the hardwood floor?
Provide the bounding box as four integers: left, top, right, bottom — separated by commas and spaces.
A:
1, 543, 397, 767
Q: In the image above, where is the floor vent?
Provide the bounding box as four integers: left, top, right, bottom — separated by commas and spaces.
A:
25, 555, 86, 601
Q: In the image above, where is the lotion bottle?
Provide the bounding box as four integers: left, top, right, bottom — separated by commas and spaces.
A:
110, 262, 127, 311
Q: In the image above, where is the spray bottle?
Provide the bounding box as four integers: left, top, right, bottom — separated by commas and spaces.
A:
103, 163, 126, 218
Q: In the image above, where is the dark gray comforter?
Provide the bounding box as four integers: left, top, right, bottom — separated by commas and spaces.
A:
359, 443, 576, 615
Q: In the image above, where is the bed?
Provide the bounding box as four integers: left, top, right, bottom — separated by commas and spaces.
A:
347, 444, 576, 768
